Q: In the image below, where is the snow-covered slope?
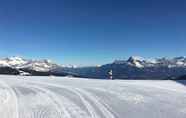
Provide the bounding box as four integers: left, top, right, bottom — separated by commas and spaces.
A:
0, 75, 186, 118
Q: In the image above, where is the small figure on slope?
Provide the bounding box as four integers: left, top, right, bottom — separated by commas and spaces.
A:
108, 70, 113, 80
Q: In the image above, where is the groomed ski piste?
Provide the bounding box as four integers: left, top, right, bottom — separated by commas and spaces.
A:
0, 75, 186, 118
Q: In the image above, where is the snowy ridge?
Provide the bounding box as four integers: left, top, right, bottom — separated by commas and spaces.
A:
0, 56, 60, 72
114, 56, 186, 68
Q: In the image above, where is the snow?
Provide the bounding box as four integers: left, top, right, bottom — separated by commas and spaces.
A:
0, 75, 186, 118
8, 57, 27, 66
146, 58, 157, 64
127, 56, 144, 68
0, 60, 10, 67
133, 61, 144, 68
0, 57, 60, 72
129, 56, 145, 61
19, 71, 31, 76
114, 56, 186, 68
1, 56, 186, 72
20, 61, 53, 72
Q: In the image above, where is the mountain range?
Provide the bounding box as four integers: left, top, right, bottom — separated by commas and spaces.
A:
0, 56, 186, 79
0, 56, 68, 76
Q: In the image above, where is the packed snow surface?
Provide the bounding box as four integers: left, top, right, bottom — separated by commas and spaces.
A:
0, 75, 186, 118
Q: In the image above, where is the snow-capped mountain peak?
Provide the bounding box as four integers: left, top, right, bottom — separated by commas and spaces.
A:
127, 56, 144, 62
113, 56, 186, 68
127, 56, 144, 68
7, 56, 27, 66
0, 57, 61, 72
0, 56, 27, 67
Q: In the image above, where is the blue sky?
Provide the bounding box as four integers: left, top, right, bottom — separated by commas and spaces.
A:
0, 0, 185, 66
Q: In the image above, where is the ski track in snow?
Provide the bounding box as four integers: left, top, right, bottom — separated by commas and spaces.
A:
0, 75, 186, 118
